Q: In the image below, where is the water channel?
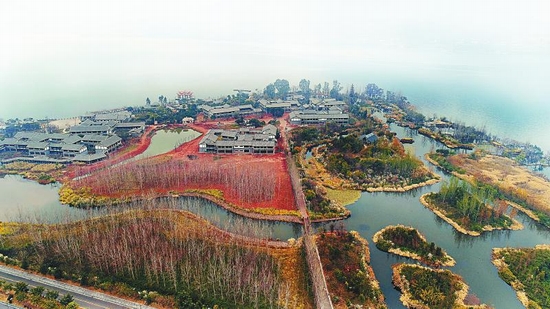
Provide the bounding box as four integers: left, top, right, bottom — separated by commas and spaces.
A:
2, 126, 550, 308
0, 129, 301, 239
329, 124, 550, 309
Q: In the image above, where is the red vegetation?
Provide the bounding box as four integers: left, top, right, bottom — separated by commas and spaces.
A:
69, 122, 296, 211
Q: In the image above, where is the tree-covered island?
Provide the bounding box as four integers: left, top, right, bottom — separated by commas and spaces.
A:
291, 114, 439, 219
421, 177, 522, 236
392, 264, 490, 309
373, 225, 455, 267
492, 245, 550, 309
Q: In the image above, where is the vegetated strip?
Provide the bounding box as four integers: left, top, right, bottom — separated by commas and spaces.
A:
392, 263, 489, 309
492, 245, 550, 309
1, 209, 309, 308
420, 193, 522, 236
316, 230, 386, 308
373, 225, 455, 267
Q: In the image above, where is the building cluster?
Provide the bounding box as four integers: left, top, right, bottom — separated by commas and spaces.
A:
199, 98, 350, 126
199, 124, 278, 154
0, 111, 145, 165
199, 104, 263, 119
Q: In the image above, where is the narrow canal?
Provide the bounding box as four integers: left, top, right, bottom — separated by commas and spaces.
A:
328, 124, 550, 309
2, 125, 550, 308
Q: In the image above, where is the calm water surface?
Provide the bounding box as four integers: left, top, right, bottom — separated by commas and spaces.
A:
134, 129, 201, 159
326, 124, 550, 309
1, 124, 549, 308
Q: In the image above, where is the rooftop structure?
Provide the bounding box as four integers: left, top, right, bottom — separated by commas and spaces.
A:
200, 104, 263, 119
288, 108, 349, 126
198, 125, 278, 154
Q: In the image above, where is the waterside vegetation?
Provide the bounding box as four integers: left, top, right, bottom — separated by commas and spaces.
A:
492, 246, 550, 309
421, 177, 520, 236
0, 209, 312, 308
392, 264, 489, 309
373, 225, 455, 267
316, 230, 386, 309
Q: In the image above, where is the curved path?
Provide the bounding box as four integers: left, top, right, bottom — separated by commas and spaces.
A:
0, 265, 154, 309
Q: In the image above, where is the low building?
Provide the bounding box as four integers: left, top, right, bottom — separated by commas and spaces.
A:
198, 125, 277, 154
69, 124, 114, 135
62, 144, 87, 157
289, 109, 349, 126
361, 133, 378, 144
201, 104, 263, 119
95, 135, 122, 153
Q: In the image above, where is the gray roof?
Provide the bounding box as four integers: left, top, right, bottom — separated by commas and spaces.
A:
63, 135, 83, 144
69, 125, 112, 133
0, 138, 18, 145
115, 122, 145, 129
82, 134, 108, 143
26, 142, 49, 149
262, 124, 277, 136
73, 151, 107, 162
98, 135, 122, 147
62, 144, 86, 151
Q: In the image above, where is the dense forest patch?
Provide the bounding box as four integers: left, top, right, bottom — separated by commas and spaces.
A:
316, 230, 386, 309
422, 177, 519, 235
373, 225, 454, 267
492, 246, 550, 309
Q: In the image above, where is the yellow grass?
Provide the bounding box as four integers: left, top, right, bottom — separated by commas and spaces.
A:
325, 188, 361, 207
450, 154, 550, 215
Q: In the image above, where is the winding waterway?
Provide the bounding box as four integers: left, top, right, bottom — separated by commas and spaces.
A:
328, 124, 550, 309
2, 125, 550, 308
0, 129, 301, 239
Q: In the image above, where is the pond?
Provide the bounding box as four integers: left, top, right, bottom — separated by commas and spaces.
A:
134, 129, 201, 160
316, 124, 550, 308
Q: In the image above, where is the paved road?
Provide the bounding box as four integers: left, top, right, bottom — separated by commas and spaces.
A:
0, 301, 20, 308
0, 265, 155, 309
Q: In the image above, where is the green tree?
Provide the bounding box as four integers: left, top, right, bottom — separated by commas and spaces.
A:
264, 83, 276, 99
60, 294, 74, 306
299, 79, 311, 102
45, 289, 59, 300
349, 84, 357, 103
323, 81, 330, 97
30, 286, 45, 297
15, 282, 28, 293
330, 80, 342, 99
314, 83, 322, 97
66, 302, 79, 309
274, 79, 290, 99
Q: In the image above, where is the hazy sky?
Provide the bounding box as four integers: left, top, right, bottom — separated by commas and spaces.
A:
1, 0, 549, 120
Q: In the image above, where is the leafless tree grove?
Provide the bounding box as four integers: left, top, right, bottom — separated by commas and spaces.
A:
75, 159, 281, 204
21, 205, 292, 307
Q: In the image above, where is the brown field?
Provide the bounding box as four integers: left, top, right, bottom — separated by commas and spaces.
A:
449, 154, 550, 214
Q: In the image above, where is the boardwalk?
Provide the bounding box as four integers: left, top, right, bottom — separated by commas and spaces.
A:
286, 153, 333, 309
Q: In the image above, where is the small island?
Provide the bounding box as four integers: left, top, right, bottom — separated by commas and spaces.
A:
316, 230, 387, 308
492, 245, 550, 309
392, 264, 489, 309
291, 118, 440, 220
373, 225, 455, 267
420, 177, 522, 236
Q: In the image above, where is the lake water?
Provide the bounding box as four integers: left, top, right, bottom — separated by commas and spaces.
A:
134, 129, 201, 160
2, 122, 549, 308
316, 124, 550, 308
